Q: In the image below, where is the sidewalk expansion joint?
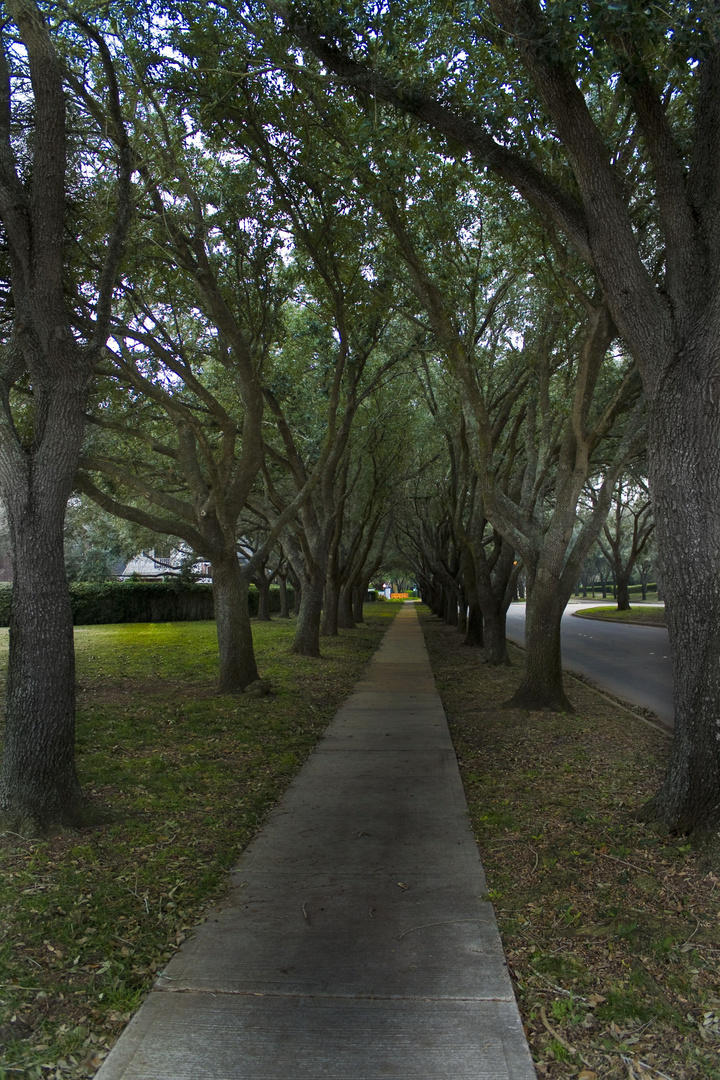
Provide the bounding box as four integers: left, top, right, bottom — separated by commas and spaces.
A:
153, 985, 516, 1003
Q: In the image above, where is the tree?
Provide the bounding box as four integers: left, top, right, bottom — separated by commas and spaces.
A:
76, 146, 294, 692
0, 3, 131, 831
272, 0, 720, 839
374, 176, 642, 707
410, 350, 522, 661
592, 474, 655, 611
63, 498, 153, 583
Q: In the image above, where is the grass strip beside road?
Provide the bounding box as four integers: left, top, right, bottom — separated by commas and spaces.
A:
419, 608, 720, 1080
0, 604, 401, 1080
573, 606, 667, 626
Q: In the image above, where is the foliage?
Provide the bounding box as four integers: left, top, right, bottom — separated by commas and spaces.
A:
63, 501, 160, 585
0, 581, 299, 627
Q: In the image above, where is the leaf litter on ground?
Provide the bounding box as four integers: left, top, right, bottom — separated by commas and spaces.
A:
419, 609, 720, 1080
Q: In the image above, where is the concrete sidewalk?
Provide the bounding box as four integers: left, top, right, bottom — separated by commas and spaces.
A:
97, 603, 536, 1079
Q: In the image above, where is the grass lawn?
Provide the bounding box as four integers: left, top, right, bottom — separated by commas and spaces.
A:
419, 608, 720, 1080
573, 606, 667, 626
0, 603, 401, 1079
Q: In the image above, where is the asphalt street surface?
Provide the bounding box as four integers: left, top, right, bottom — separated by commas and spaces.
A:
505, 601, 674, 727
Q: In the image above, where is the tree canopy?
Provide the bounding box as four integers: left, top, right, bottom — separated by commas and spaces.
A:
1, 1, 719, 855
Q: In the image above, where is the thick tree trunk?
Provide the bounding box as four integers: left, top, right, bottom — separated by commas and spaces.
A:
507, 569, 572, 711
470, 540, 515, 665
321, 574, 340, 636
641, 369, 720, 835
483, 604, 510, 666
211, 556, 259, 692
0, 495, 85, 831
292, 577, 324, 656
338, 584, 356, 629
616, 571, 631, 611
456, 592, 467, 635
256, 576, 272, 621
429, 581, 443, 616
465, 601, 484, 647
278, 577, 290, 618
444, 587, 458, 626
0, 368, 94, 831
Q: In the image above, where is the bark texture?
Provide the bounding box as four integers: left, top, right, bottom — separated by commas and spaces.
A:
291, 576, 325, 657
0, 2, 130, 830
1, 391, 88, 828
507, 572, 572, 712
212, 556, 259, 692
641, 361, 720, 833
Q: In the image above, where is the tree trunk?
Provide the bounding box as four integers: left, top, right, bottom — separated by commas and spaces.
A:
338, 583, 356, 629
507, 569, 572, 711
616, 571, 631, 612
320, 574, 340, 636
465, 601, 484, 647
0, 493, 85, 832
429, 581, 443, 616
470, 539, 514, 665
211, 555, 259, 692
292, 576, 324, 656
641, 369, 720, 835
483, 604, 510, 666
456, 593, 467, 635
444, 587, 458, 626
256, 576, 272, 621
278, 577, 290, 618
352, 581, 365, 623
0, 363, 95, 832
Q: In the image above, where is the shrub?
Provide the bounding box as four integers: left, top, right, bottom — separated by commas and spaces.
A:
247, 585, 295, 617
70, 581, 215, 625
0, 580, 300, 627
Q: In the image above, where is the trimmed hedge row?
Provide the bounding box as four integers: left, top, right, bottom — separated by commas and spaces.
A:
628, 583, 657, 595
0, 580, 296, 626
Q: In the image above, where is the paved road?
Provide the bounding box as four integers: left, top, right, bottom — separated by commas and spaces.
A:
505, 601, 674, 727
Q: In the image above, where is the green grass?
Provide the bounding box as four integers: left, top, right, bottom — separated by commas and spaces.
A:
0, 604, 401, 1079
573, 605, 666, 625
573, 591, 660, 604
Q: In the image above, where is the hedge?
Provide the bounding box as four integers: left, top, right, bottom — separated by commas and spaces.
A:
0, 580, 296, 627
628, 583, 657, 596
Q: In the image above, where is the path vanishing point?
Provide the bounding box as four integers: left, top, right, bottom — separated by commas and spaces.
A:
96, 602, 536, 1079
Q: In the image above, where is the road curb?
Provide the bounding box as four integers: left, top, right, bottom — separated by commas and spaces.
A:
571, 610, 667, 629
